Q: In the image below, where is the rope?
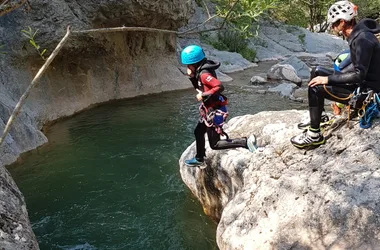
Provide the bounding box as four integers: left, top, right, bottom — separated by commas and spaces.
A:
360, 100, 380, 129
323, 85, 353, 101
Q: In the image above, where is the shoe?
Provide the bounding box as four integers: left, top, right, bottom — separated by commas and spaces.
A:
247, 135, 258, 152
185, 157, 206, 168
290, 129, 325, 149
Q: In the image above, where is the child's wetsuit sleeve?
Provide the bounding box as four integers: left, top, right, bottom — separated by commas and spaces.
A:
199, 73, 224, 96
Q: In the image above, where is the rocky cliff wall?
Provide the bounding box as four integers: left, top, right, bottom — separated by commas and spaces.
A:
0, 0, 194, 166
0, 1, 194, 249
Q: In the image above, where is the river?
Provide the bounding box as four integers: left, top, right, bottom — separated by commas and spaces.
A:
8, 64, 306, 250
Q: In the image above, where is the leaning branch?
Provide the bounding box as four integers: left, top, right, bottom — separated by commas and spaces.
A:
72, 26, 179, 35
72, 17, 222, 36
220, 0, 241, 29
0, 26, 71, 147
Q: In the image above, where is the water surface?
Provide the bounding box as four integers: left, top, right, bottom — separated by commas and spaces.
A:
9, 67, 305, 250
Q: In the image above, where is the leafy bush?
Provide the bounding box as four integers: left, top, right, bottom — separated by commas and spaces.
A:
202, 30, 256, 61
272, 0, 380, 31
213, 0, 279, 38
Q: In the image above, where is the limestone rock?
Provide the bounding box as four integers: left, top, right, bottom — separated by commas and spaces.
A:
0, 165, 38, 250
268, 83, 298, 98
180, 110, 380, 249
251, 20, 348, 62
267, 64, 302, 84
250, 76, 267, 85
280, 56, 311, 80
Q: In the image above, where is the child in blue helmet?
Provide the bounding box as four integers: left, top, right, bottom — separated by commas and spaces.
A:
180, 45, 257, 167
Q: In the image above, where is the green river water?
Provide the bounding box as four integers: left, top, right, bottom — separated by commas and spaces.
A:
8, 66, 306, 250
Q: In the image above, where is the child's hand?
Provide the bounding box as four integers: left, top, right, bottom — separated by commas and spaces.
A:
196, 93, 203, 101
196, 89, 203, 101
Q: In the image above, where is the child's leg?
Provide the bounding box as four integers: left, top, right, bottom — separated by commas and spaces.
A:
194, 122, 207, 161
207, 127, 248, 150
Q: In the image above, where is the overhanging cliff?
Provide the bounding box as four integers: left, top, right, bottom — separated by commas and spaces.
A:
0, 1, 194, 249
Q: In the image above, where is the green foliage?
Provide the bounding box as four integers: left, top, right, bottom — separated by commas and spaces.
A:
202, 30, 256, 61
0, 44, 6, 55
354, 0, 380, 20
298, 33, 306, 45
239, 46, 256, 61
195, 0, 203, 7
213, 0, 279, 38
272, 0, 334, 30
21, 26, 47, 60
218, 30, 248, 52
272, 0, 380, 31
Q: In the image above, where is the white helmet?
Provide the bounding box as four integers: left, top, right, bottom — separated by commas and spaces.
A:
327, 1, 358, 24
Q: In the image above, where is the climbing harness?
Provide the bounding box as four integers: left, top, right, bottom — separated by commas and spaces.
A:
199, 102, 229, 139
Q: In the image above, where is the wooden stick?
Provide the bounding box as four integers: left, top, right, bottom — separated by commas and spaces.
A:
0, 26, 71, 147
73, 26, 178, 35
72, 19, 223, 37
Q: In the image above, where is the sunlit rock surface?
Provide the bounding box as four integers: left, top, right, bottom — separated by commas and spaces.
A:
180, 110, 380, 249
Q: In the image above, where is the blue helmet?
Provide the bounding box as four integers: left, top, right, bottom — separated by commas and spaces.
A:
180, 45, 205, 65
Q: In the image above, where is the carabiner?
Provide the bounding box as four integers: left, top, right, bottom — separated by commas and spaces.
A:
364, 90, 374, 105
358, 106, 366, 118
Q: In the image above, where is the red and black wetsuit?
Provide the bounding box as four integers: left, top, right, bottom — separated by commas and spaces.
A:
190, 60, 248, 162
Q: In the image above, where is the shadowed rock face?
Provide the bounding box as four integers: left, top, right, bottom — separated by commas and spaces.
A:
0, 1, 193, 249
180, 111, 380, 249
0, 0, 194, 164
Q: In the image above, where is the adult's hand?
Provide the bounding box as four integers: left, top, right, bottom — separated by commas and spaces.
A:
308, 76, 329, 87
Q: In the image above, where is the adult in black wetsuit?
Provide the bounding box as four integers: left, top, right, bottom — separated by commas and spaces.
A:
291, 0, 380, 149
180, 45, 257, 167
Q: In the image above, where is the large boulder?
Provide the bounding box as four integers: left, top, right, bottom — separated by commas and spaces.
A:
267, 64, 302, 84
180, 110, 380, 249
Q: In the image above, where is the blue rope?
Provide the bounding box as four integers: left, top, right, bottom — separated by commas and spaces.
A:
360, 101, 380, 129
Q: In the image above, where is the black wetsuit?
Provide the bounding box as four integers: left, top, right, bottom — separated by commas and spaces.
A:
309, 18, 380, 129
191, 60, 248, 161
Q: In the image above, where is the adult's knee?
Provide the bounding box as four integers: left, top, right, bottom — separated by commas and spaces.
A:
308, 85, 323, 95
311, 66, 333, 78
